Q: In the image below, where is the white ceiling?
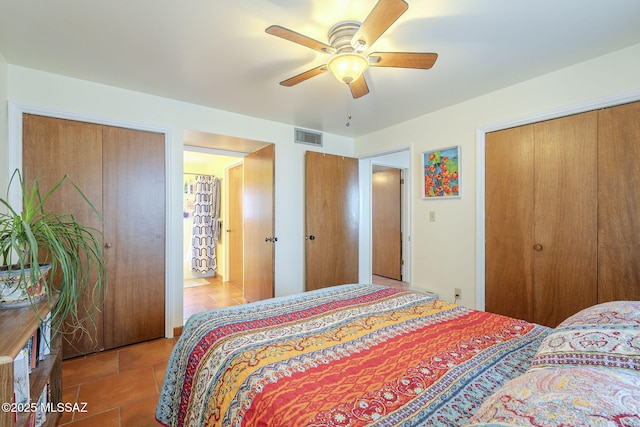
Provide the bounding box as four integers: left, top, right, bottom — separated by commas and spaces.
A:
1, 0, 639, 138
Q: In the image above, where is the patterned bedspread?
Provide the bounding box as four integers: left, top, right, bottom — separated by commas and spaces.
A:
156, 284, 549, 427
466, 300, 640, 427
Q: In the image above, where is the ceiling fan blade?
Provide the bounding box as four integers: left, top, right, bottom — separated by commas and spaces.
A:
280, 65, 327, 87
266, 25, 335, 54
349, 75, 369, 99
351, 0, 408, 50
369, 52, 438, 69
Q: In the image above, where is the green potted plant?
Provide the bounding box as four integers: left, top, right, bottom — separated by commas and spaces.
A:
0, 169, 105, 340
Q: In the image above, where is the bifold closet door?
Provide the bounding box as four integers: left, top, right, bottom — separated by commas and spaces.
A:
486, 113, 598, 328
22, 114, 106, 357
23, 114, 166, 355
598, 101, 640, 302
485, 124, 536, 323
532, 112, 598, 328
102, 126, 165, 349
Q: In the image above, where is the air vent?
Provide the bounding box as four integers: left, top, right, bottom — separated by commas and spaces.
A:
295, 128, 323, 147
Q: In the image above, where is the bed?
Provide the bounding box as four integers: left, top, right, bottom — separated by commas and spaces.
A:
156, 284, 553, 426
158, 285, 640, 426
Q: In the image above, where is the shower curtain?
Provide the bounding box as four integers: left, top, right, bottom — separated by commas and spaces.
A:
191, 175, 221, 275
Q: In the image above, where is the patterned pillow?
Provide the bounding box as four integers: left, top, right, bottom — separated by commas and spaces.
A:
531, 301, 640, 372
465, 367, 640, 427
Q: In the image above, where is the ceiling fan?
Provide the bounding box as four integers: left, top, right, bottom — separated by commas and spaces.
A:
265, 0, 438, 99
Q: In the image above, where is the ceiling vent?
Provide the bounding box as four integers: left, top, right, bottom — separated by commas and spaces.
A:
295, 128, 323, 147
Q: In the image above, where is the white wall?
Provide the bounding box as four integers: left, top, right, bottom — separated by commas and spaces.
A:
354, 43, 640, 308
3, 65, 354, 334
0, 52, 8, 197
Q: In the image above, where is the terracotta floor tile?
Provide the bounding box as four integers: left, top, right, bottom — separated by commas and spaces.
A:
62, 349, 119, 386
58, 408, 120, 427
183, 277, 246, 321
184, 301, 205, 311
119, 338, 177, 372
214, 297, 243, 307
153, 361, 169, 392
201, 296, 226, 309
74, 366, 157, 420
121, 395, 161, 427
59, 385, 80, 424
184, 287, 213, 297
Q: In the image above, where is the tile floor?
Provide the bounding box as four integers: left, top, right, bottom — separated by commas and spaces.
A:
59, 276, 240, 427
182, 276, 246, 324
59, 275, 406, 426
59, 337, 177, 426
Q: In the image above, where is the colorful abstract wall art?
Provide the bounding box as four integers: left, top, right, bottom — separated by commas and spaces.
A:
422, 146, 461, 199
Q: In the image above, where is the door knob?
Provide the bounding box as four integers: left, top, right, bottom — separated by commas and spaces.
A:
309, 235, 315, 240
265, 237, 272, 242
533, 244, 543, 251
104, 242, 113, 249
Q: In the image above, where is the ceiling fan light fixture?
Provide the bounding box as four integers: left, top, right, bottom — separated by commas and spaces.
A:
327, 52, 369, 84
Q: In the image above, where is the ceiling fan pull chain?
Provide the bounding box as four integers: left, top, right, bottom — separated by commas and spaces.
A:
346, 88, 352, 127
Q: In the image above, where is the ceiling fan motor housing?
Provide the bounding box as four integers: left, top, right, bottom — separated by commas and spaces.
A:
328, 22, 361, 53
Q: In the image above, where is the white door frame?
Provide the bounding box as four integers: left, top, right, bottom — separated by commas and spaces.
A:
8, 102, 175, 338
358, 146, 411, 285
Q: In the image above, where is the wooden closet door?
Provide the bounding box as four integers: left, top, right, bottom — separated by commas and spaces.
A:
22, 114, 105, 357
102, 126, 165, 349
485, 125, 535, 323
305, 152, 359, 291
372, 168, 402, 280
533, 112, 598, 327
598, 101, 640, 302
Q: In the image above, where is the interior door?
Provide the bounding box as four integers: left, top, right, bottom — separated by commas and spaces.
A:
22, 114, 106, 357
305, 151, 359, 291
372, 167, 402, 280
243, 144, 275, 302
102, 126, 165, 349
227, 163, 244, 287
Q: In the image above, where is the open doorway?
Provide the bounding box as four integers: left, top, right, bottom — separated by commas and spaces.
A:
360, 149, 410, 288
182, 130, 274, 324
182, 149, 246, 323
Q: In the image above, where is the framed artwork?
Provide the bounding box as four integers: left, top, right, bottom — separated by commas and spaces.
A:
422, 145, 461, 199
